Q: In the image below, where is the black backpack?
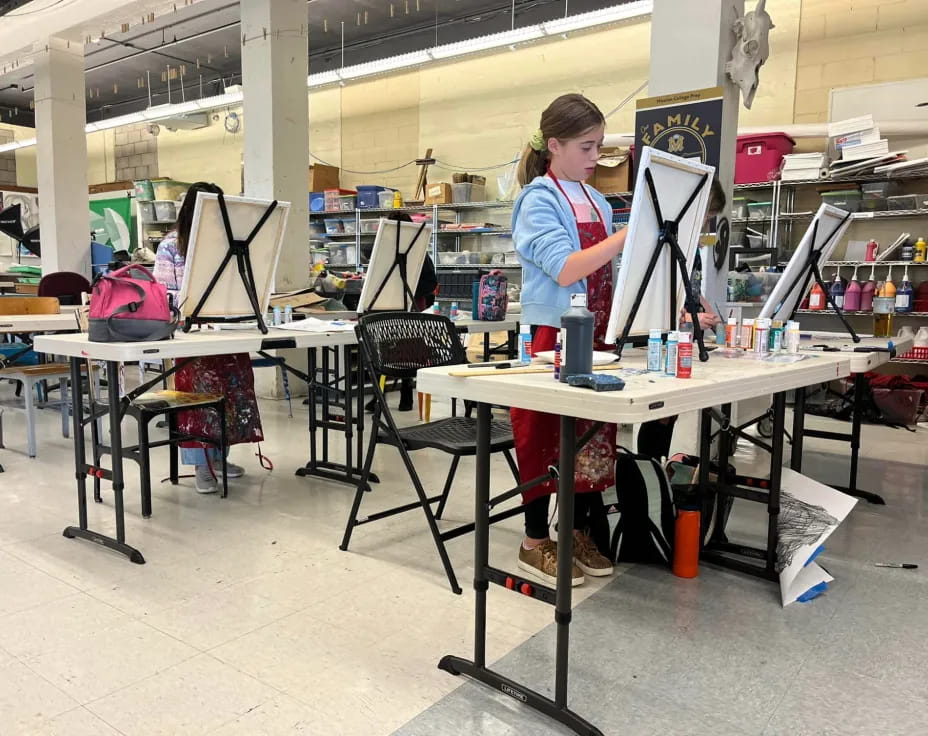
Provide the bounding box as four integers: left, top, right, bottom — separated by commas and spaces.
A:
608, 447, 676, 565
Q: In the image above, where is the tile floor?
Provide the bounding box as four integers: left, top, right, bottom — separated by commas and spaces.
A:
0, 379, 925, 735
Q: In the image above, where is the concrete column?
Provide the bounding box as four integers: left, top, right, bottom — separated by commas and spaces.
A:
241, 0, 309, 292
648, 0, 744, 305
34, 37, 89, 275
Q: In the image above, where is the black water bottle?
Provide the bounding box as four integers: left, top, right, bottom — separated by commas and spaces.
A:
560, 293, 594, 383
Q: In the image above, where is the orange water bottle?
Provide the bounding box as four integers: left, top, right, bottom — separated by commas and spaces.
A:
672, 507, 701, 578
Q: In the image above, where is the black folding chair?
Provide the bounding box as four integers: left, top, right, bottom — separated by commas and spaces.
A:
340, 311, 520, 594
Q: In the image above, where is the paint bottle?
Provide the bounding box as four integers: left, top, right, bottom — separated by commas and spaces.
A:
740, 318, 755, 350
561, 293, 594, 383
844, 266, 862, 312
914, 236, 927, 263
809, 281, 826, 311
272, 306, 282, 326
664, 331, 679, 377
896, 266, 914, 313
770, 320, 784, 352
672, 507, 701, 579
860, 265, 877, 313
450, 301, 460, 320
725, 317, 738, 348
865, 239, 880, 262
830, 268, 846, 310
883, 266, 897, 301
647, 328, 663, 372
677, 332, 693, 378
284, 305, 293, 324
754, 318, 770, 355
553, 330, 563, 380
519, 323, 533, 363
901, 239, 915, 262
393, 190, 403, 209
786, 320, 801, 354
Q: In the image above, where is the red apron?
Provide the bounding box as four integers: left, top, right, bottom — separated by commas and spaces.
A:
510, 174, 617, 502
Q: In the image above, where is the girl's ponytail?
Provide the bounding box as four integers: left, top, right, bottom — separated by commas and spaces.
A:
517, 144, 548, 188
517, 93, 607, 189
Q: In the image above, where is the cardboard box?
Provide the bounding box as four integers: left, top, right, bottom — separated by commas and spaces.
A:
590, 147, 631, 194
309, 164, 340, 192
425, 182, 453, 205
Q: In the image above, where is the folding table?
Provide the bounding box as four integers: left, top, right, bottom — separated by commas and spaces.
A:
417, 350, 854, 736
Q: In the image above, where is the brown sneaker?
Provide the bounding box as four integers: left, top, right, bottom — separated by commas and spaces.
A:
518, 540, 584, 587
572, 531, 614, 577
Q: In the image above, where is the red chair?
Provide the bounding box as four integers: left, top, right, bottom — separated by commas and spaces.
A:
38, 272, 91, 306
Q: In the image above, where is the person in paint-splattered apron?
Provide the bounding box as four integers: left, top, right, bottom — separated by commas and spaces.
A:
510, 94, 627, 587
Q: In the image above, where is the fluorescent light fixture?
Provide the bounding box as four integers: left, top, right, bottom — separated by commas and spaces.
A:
543, 1, 653, 35
430, 25, 546, 60
7, 3, 653, 151
0, 137, 34, 153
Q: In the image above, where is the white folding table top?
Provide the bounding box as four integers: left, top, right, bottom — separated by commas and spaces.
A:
798, 332, 912, 373
34, 326, 358, 362
418, 349, 854, 424
0, 313, 79, 333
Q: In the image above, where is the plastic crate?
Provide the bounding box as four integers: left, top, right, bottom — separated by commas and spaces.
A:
735, 133, 795, 184
438, 268, 485, 299
356, 186, 390, 209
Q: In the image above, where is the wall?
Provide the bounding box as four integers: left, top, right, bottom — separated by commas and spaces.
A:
795, 0, 928, 123
154, 114, 244, 194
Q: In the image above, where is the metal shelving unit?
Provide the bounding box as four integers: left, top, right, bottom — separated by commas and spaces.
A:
796, 309, 928, 317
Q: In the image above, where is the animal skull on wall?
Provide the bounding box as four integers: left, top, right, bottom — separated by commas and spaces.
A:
726, 0, 775, 109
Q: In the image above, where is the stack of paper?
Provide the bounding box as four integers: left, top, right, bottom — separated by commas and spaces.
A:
828, 151, 907, 178
841, 139, 890, 161
874, 156, 928, 177
827, 114, 875, 139
781, 152, 827, 181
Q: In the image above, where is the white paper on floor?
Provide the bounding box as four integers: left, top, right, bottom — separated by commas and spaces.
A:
778, 468, 857, 606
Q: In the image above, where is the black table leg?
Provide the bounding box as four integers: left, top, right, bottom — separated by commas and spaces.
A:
63, 359, 144, 564
438, 405, 602, 736
766, 392, 786, 575
792, 375, 884, 504
791, 386, 805, 472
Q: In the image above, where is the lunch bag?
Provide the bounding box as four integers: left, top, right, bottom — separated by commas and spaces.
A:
88, 264, 179, 342
476, 269, 508, 321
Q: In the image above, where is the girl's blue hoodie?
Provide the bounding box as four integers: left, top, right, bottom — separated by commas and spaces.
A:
511, 175, 614, 328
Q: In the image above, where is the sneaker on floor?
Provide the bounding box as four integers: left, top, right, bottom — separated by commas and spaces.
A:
194, 465, 219, 494
225, 462, 245, 478
518, 540, 584, 587
573, 530, 614, 577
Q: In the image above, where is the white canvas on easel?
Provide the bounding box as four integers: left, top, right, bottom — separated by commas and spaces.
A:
177, 192, 291, 320
605, 147, 715, 344
759, 203, 853, 323
357, 218, 433, 313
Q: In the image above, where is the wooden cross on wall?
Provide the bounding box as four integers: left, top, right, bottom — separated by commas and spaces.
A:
414, 148, 435, 201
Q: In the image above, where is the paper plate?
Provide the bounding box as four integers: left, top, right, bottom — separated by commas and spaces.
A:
534, 350, 618, 366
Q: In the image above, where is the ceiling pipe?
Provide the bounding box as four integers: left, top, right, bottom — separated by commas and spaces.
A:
603, 120, 928, 147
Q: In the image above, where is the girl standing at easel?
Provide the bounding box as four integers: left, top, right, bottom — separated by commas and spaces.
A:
511, 94, 627, 586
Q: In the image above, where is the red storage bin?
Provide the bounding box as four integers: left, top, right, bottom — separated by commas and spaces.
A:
735, 133, 795, 184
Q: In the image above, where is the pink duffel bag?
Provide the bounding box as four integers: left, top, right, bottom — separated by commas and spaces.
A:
88, 265, 179, 342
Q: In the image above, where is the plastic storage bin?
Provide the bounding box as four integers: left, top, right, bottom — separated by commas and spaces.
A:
341, 218, 357, 235
731, 196, 755, 219
325, 188, 356, 212
821, 190, 861, 212
134, 180, 155, 201
451, 183, 487, 203
339, 195, 357, 212
858, 198, 888, 212
747, 202, 773, 220
356, 186, 389, 209
151, 180, 190, 201
359, 219, 380, 234
309, 192, 325, 212
153, 201, 176, 221
735, 133, 795, 184
137, 202, 156, 221
377, 190, 395, 208
887, 194, 917, 211
861, 181, 898, 199
324, 218, 344, 235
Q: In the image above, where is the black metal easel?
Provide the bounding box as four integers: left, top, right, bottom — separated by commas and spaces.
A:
614, 168, 710, 362
769, 211, 859, 342
362, 219, 429, 313
182, 193, 278, 334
